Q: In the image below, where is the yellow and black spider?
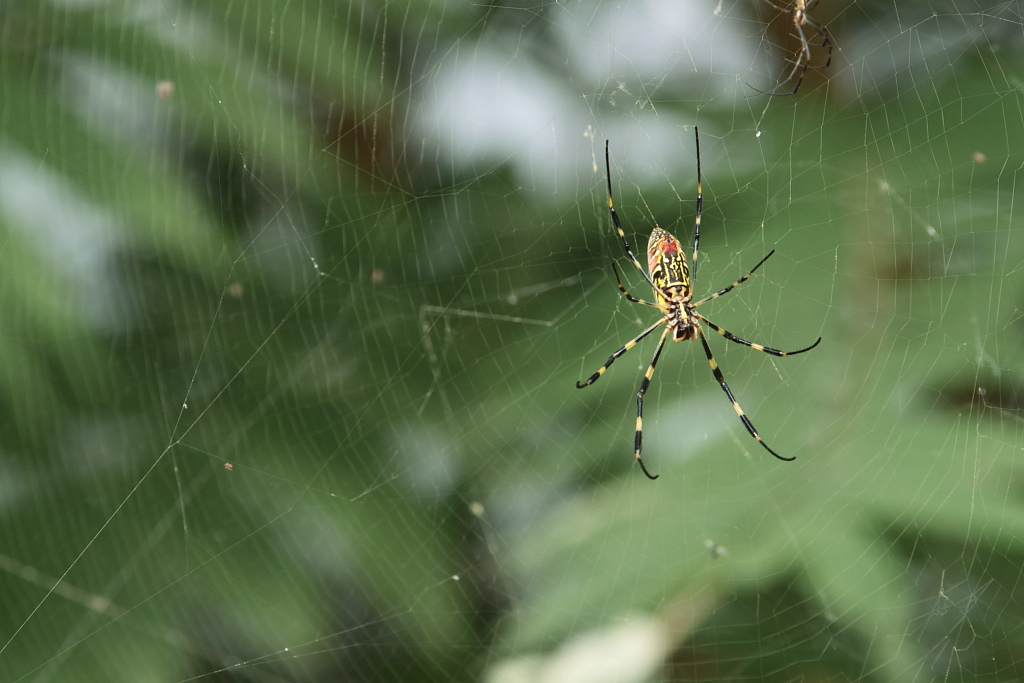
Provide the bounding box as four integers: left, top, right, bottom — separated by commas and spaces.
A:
576, 128, 821, 479
754, 0, 833, 96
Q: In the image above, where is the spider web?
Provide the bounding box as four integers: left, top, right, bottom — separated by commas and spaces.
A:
1, 0, 1023, 680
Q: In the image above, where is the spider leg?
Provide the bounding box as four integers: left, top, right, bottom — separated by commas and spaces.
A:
786, 24, 813, 79
745, 12, 810, 96
633, 326, 671, 480
749, 2, 833, 96
696, 325, 795, 461
807, 21, 833, 68
605, 141, 659, 292
612, 262, 665, 308
694, 312, 821, 356
693, 250, 775, 307
786, 11, 834, 91
772, 44, 812, 96
746, 55, 810, 96
576, 317, 667, 389
746, 80, 799, 97
691, 127, 703, 284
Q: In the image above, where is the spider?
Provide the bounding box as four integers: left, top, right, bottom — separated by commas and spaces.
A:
576, 128, 821, 479
752, 0, 833, 96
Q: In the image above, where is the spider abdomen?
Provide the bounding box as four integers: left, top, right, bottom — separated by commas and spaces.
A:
647, 227, 691, 297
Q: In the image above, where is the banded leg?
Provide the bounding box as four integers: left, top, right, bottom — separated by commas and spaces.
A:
695, 313, 821, 356
691, 127, 703, 282
777, 21, 832, 96
605, 141, 659, 291
752, 0, 833, 96
576, 318, 666, 389
696, 326, 794, 461
693, 250, 775, 307
633, 327, 671, 480
612, 262, 666, 309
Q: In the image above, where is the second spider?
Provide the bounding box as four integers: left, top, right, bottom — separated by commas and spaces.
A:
754, 0, 833, 96
576, 128, 820, 479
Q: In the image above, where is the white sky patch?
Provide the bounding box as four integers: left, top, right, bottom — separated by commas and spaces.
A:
414, 44, 584, 190
556, 0, 755, 90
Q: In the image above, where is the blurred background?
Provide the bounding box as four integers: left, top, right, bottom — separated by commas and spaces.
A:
2, 0, 1023, 680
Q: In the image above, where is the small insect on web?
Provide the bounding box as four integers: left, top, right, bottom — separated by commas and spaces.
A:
751, 0, 833, 96
575, 128, 821, 479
